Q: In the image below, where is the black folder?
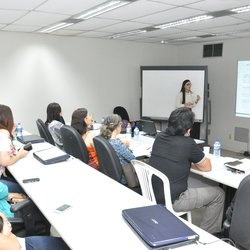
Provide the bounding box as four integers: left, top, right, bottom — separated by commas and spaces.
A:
17, 134, 44, 144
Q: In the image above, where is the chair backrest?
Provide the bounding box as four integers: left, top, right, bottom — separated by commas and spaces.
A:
93, 135, 123, 183
48, 120, 64, 148
60, 125, 89, 164
113, 106, 130, 121
131, 160, 172, 207
229, 175, 250, 249
131, 160, 192, 222
36, 119, 55, 145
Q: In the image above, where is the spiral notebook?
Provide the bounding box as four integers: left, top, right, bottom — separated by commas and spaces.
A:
122, 205, 199, 249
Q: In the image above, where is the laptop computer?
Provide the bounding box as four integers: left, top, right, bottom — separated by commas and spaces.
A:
122, 204, 199, 249
33, 147, 70, 165
140, 120, 158, 137
17, 134, 45, 144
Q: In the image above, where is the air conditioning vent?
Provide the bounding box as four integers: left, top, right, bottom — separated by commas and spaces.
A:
203, 43, 223, 57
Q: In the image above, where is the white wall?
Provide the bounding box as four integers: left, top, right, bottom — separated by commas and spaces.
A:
0, 31, 178, 134
177, 37, 250, 152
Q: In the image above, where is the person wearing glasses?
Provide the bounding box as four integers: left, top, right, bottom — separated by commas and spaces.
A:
176, 79, 200, 109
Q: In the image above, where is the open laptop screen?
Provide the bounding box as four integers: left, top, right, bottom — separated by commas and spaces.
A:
140, 120, 157, 136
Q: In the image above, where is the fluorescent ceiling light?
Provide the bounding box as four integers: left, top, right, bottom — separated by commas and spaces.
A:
39, 22, 74, 33
174, 36, 198, 41
111, 29, 146, 39
155, 15, 214, 29
231, 5, 250, 13
75, 0, 131, 20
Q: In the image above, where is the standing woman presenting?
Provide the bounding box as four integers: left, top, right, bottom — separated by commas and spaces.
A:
176, 79, 200, 109
176, 80, 201, 138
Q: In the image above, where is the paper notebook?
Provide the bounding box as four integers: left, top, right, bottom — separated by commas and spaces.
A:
122, 204, 199, 249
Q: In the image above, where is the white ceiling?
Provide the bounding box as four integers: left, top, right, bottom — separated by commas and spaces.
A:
0, 0, 250, 45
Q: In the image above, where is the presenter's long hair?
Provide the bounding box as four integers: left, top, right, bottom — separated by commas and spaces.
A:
180, 79, 192, 104
166, 107, 194, 136
71, 108, 88, 136
100, 114, 121, 139
0, 104, 14, 139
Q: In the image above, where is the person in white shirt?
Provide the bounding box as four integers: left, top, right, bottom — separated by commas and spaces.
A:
0, 104, 28, 193
176, 79, 200, 109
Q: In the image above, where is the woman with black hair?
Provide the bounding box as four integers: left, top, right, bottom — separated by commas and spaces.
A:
71, 108, 99, 170
45, 102, 65, 126
176, 79, 200, 109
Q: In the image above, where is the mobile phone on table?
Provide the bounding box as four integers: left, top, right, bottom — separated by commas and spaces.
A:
55, 204, 72, 213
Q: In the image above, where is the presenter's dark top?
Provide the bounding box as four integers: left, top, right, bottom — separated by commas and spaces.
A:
149, 132, 204, 204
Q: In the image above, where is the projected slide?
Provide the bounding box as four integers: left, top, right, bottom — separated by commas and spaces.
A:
236, 60, 250, 117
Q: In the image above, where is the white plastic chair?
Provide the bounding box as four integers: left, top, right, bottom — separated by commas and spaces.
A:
131, 160, 192, 222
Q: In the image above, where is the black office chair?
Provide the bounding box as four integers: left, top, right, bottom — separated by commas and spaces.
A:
113, 106, 130, 122
93, 135, 141, 194
10, 199, 50, 237
228, 175, 250, 249
36, 119, 55, 146
60, 125, 89, 164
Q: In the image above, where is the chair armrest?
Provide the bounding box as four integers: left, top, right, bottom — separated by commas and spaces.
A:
10, 199, 33, 213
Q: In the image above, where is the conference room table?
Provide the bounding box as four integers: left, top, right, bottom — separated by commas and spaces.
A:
122, 132, 249, 189
7, 141, 238, 250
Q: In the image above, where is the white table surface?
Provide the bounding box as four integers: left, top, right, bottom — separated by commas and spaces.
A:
8, 142, 238, 250
191, 154, 250, 189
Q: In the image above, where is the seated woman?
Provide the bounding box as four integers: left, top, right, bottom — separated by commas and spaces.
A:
0, 104, 29, 193
71, 108, 99, 170
0, 212, 70, 250
45, 102, 65, 126
45, 102, 65, 147
100, 114, 136, 184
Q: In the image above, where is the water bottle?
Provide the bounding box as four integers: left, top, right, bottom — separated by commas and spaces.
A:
126, 122, 131, 134
16, 123, 23, 138
134, 126, 139, 140
213, 140, 221, 157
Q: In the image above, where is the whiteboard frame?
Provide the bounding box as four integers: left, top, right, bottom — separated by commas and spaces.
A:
140, 66, 208, 122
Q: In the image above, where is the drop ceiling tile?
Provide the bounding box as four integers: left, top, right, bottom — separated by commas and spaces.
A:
0, 0, 45, 10
14, 11, 69, 26
177, 16, 244, 31
100, 0, 174, 20
67, 18, 121, 31
2, 24, 41, 32
188, 0, 250, 12
98, 21, 149, 33
77, 30, 112, 38
36, 0, 105, 15
134, 6, 206, 25
0, 9, 28, 23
